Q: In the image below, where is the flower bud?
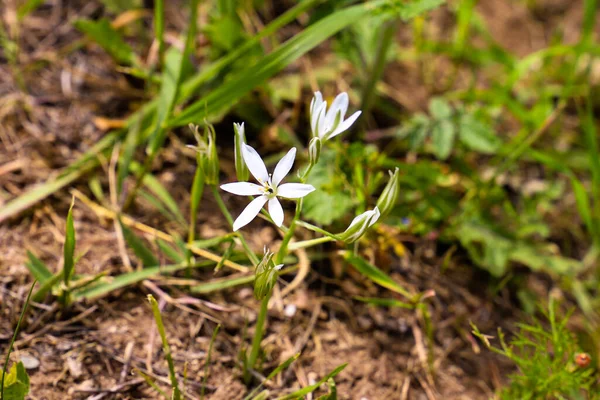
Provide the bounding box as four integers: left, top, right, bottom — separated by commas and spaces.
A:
375, 167, 400, 217
308, 137, 321, 166
337, 207, 380, 243
188, 123, 220, 185
254, 248, 283, 300
233, 122, 249, 182
203, 124, 220, 185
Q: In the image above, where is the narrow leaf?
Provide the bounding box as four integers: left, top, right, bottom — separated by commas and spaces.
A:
120, 221, 159, 267
63, 198, 76, 285
74, 18, 137, 66
25, 251, 52, 283
344, 253, 412, 299
276, 364, 347, 400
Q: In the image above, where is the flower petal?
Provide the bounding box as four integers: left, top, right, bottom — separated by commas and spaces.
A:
327, 110, 361, 140
368, 206, 381, 227
271, 148, 296, 187
242, 143, 269, 183
277, 183, 316, 199
326, 92, 348, 129
312, 102, 327, 138
233, 195, 268, 231
268, 197, 284, 227
220, 182, 264, 196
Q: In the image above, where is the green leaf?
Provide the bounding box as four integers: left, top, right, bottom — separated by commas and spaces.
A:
2, 362, 30, 400
275, 364, 347, 400
354, 296, 414, 309
169, 2, 376, 127
32, 272, 63, 303
25, 251, 52, 283
156, 239, 185, 264
63, 198, 76, 285
303, 191, 354, 226
429, 97, 452, 119
191, 274, 254, 294
431, 119, 456, 160
120, 222, 159, 267
73, 261, 213, 300
397, 0, 446, 21
17, 0, 44, 20
0, 0, 323, 223
146, 47, 185, 156
154, 0, 165, 62
74, 18, 137, 66
117, 115, 141, 196
344, 253, 411, 298
458, 114, 500, 154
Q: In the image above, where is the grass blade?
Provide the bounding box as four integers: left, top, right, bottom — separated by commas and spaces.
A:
72, 261, 212, 300
354, 296, 414, 309
120, 221, 159, 267
1, 281, 36, 400
74, 18, 138, 66
147, 295, 181, 400
200, 324, 220, 400
344, 253, 412, 299
25, 251, 52, 283
275, 363, 347, 400
154, 0, 165, 64
63, 198, 76, 286
244, 353, 300, 400
169, 2, 378, 127
117, 115, 141, 196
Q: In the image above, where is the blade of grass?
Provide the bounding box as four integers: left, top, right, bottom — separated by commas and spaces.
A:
275, 363, 348, 400
74, 18, 139, 66
169, 2, 381, 127
134, 369, 169, 398
200, 324, 220, 400
63, 197, 76, 287
147, 295, 181, 400
0, 0, 329, 222
120, 220, 159, 267
354, 296, 414, 309
154, 0, 165, 64
117, 114, 141, 196
157, 239, 185, 264
343, 253, 412, 299
25, 251, 52, 283
244, 353, 300, 400
1, 281, 36, 400
32, 272, 62, 303
72, 261, 212, 300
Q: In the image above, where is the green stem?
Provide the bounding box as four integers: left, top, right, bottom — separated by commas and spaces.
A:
211, 185, 260, 266
1, 281, 36, 400
288, 236, 335, 251
295, 220, 337, 238
245, 295, 269, 384
276, 199, 302, 264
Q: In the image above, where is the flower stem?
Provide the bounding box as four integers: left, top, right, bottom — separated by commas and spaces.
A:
295, 220, 337, 238
288, 236, 335, 251
276, 199, 302, 264
245, 294, 269, 384
211, 185, 260, 266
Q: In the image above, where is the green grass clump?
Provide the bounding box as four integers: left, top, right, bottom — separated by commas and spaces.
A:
473, 301, 598, 400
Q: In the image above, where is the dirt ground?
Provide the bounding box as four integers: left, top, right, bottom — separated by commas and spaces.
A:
0, 0, 594, 399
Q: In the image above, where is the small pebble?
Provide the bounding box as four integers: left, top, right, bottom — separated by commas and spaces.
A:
284, 304, 297, 318
20, 354, 40, 370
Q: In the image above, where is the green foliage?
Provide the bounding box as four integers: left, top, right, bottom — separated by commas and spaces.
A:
400, 97, 501, 159
120, 222, 159, 267
275, 363, 347, 400
344, 253, 412, 299
1, 362, 30, 400
63, 198, 76, 286
147, 295, 181, 400
472, 302, 598, 399
74, 18, 138, 66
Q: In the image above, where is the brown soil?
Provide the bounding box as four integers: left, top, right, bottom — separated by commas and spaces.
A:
0, 0, 590, 399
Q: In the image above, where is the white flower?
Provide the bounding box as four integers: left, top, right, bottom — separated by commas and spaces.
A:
221, 144, 316, 231
310, 91, 362, 140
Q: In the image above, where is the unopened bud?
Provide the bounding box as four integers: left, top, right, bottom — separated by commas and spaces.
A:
188, 123, 219, 185
308, 137, 321, 166
337, 207, 380, 243
234, 122, 249, 182
375, 168, 400, 217
254, 248, 283, 300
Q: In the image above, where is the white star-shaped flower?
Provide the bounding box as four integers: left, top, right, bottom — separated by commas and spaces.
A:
221, 144, 316, 231
310, 91, 362, 141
